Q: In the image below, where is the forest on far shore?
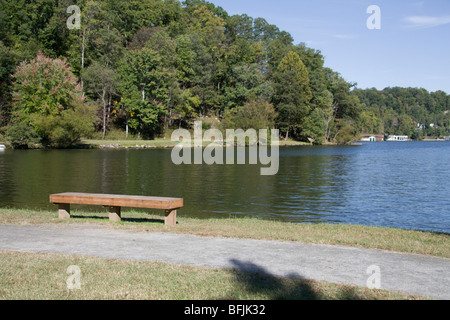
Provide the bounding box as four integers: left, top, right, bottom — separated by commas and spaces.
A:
1, 0, 449, 148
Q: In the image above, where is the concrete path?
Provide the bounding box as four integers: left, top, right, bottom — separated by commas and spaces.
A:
0, 224, 449, 300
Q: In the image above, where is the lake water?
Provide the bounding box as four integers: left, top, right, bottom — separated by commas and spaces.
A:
0, 142, 449, 234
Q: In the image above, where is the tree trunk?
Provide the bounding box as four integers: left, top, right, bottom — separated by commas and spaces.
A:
107, 91, 112, 136
325, 117, 332, 143
81, 29, 86, 69
102, 88, 107, 140
81, 29, 86, 94
163, 113, 168, 140
325, 103, 339, 143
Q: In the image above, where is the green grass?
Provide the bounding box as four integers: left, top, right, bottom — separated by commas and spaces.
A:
0, 208, 443, 300
0, 250, 426, 300
0, 136, 312, 150
82, 137, 312, 149
82, 138, 179, 148
1, 208, 449, 258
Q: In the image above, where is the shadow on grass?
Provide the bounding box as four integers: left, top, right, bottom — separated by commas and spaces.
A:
70, 215, 165, 224
227, 259, 369, 300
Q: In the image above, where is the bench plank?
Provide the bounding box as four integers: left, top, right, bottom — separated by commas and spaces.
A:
50, 193, 183, 210
50, 193, 183, 226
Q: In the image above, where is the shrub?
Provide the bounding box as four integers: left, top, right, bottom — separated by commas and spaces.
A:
12, 51, 82, 116
32, 103, 97, 148
6, 122, 39, 149
335, 120, 357, 144
10, 52, 96, 148
300, 108, 326, 145
222, 98, 277, 131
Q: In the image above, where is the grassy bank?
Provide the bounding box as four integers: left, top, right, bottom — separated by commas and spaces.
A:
82, 138, 179, 148
0, 250, 425, 300
1, 208, 449, 258
0, 208, 443, 300
82, 138, 311, 149
0, 138, 310, 150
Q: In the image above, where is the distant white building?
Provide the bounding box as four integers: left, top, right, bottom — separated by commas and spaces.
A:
387, 135, 409, 141
360, 135, 384, 142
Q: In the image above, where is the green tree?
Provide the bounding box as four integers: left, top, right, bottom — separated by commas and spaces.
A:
10, 52, 95, 147
32, 101, 97, 148
397, 114, 414, 136
12, 52, 81, 116
335, 119, 358, 144
188, 4, 226, 39
223, 63, 273, 110
91, 26, 124, 69
0, 42, 19, 126
359, 109, 383, 134
82, 62, 117, 139
382, 108, 399, 136
6, 122, 38, 149
175, 34, 197, 89
272, 51, 312, 140
300, 108, 326, 144
117, 48, 167, 138
222, 97, 277, 131
325, 70, 362, 143
171, 88, 200, 129
225, 14, 254, 41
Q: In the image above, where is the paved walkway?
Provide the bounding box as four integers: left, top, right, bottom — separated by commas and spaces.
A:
0, 224, 449, 299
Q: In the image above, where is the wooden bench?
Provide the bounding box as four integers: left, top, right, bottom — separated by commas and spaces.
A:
49, 193, 183, 226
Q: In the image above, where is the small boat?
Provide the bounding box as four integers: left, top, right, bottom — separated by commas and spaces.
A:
0, 144, 5, 151
386, 135, 409, 141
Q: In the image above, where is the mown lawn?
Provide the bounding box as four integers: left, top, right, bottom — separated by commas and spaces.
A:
0, 250, 426, 300
1, 208, 449, 258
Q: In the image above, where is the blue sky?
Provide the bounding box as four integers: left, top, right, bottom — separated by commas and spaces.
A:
210, 0, 450, 93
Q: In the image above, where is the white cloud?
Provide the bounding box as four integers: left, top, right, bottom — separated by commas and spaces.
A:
403, 15, 450, 29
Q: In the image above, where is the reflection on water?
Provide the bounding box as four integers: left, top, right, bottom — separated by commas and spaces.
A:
0, 142, 449, 233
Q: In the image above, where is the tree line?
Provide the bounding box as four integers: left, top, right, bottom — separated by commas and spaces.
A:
354, 87, 450, 139
1, 0, 449, 148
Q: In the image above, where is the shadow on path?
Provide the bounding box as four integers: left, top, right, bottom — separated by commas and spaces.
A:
226, 259, 369, 300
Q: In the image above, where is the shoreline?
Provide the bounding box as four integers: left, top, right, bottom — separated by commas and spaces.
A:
1, 138, 448, 150
92, 140, 314, 150
0, 139, 313, 150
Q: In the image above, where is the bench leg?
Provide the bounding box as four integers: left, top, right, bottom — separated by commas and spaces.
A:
165, 209, 177, 226
108, 206, 122, 222
58, 204, 71, 219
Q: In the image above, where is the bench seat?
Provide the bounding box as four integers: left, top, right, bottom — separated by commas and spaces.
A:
50, 193, 183, 226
